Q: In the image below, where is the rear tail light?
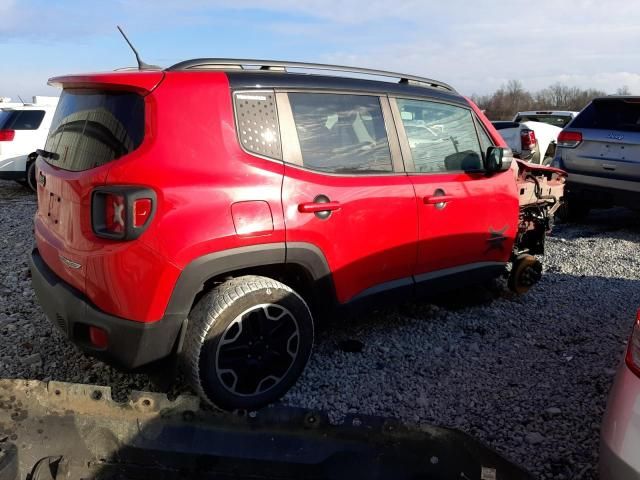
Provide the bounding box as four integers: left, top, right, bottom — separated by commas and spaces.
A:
557, 131, 582, 148
104, 193, 126, 234
0, 129, 15, 141
520, 129, 537, 150
92, 187, 156, 240
625, 309, 640, 379
133, 198, 152, 228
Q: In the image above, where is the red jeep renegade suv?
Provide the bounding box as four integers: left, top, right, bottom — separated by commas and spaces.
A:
30, 59, 565, 410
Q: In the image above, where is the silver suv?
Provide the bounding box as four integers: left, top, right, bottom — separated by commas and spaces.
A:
552, 96, 640, 219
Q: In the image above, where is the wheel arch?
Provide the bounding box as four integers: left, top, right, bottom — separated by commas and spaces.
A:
164, 242, 336, 320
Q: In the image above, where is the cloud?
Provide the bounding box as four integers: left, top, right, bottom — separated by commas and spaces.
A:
1, 0, 639, 95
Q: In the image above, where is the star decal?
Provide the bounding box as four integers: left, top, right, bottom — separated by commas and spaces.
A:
486, 225, 508, 252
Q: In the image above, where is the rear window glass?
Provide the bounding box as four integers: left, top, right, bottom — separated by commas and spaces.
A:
0, 109, 45, 130
43, 89, 144, 171
514, 115, 572, 128
234, 91, 282, 160
571, 100, 640, 132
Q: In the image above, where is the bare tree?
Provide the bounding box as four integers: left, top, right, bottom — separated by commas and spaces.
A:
616, 85, 631, 95
473, 81, 607, 120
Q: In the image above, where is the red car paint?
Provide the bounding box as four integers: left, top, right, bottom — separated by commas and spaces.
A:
33, 69, 555, 332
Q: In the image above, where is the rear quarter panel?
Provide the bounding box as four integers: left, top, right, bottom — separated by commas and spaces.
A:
100, 72, 286, 319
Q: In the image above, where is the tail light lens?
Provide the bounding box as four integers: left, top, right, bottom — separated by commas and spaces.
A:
92, 187, 156, 240
557, 131, 583, 148
104, 193, 126, 234
625, 309, 640, 378
0, 129, 15, 141
520, 129, 537, 150
133, 198, 152, 228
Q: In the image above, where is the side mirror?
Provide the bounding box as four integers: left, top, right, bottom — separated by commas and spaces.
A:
484, 146, 513, 173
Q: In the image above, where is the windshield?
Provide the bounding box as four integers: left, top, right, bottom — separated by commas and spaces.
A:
43, 89, 144, 171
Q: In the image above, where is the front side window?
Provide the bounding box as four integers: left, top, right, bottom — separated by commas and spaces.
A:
289, 93, 392, 174
397, 99, 483, 173
0, 109, 45, 130
475, 118, 494, 153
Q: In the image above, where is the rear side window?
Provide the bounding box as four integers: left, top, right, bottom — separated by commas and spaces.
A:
571, 99, 640, 132
397, 99, 483, 173
288, 93, 392, 174
234, 91, 282, 160
0, 110, 45, 130
43, 89, 144, 171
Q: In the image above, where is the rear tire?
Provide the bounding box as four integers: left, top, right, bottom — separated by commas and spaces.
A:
182, 275, 314, 411
26, 157, 37, 192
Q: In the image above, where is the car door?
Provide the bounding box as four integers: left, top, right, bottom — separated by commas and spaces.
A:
277, 91, 417, 304
390, 97, 518, 287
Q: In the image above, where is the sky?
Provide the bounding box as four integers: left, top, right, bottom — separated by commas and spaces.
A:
1, 0, 640, 100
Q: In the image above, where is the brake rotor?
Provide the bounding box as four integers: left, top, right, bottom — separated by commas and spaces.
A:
508, 254, 542, 294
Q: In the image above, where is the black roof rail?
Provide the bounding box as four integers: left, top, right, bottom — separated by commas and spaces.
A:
166, 58, 456, 92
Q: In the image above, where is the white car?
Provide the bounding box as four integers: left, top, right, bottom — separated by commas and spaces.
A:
0, 96, 59, 191
513, 110, 579, 129
492, 120, 560, 165
600, 308, 640, 479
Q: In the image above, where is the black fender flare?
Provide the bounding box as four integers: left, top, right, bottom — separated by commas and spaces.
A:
164, 242, 335, 318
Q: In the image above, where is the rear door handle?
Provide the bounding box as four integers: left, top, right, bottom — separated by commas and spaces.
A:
298, 201, 341, 213
423, 195, 455, 204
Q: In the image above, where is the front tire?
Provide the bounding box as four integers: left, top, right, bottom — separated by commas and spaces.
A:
182, 275, 314, 411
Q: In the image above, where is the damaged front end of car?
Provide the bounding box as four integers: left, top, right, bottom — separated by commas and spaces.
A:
509, 159, 567, 293
0, 379, 532, 479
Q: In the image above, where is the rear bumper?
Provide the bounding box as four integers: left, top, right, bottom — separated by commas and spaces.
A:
567, 173, 640, 207
30, 248, 184, 369
600, 364, 640, 479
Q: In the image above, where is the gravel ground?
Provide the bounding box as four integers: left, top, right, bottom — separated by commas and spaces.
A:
1, 178, 639, 479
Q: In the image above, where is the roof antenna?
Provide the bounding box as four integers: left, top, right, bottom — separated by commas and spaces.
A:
117, 25, 160, 70
17, 95, 25, 105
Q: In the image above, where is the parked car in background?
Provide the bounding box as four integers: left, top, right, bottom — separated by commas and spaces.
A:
513, 110, 579, 128
30, 59, 565, 410
492, 120, 560, 165
0, 96, 59, 191
552, 96, 640, 219
0, 97, 24, 109
600, 308, 640, 479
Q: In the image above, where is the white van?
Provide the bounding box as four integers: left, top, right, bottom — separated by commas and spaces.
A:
0, 96, 59, 191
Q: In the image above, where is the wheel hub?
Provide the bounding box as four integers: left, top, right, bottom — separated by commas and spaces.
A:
215, 304, 300, 397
